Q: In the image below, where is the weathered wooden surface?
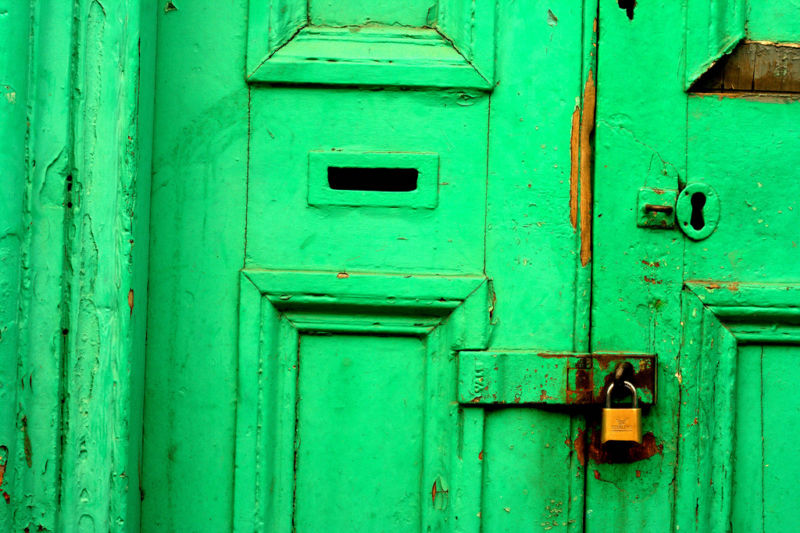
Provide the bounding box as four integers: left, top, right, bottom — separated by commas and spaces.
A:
685, 0, 746, 88
693, 41, 800, 93
0, 1, 29, 525
0, 0, 155, 530
591, 0, 686, 529
457, 352, 656, 406
3, 0, 798, 530
144, 0, 593, 531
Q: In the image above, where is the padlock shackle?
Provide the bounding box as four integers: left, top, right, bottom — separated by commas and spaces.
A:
605, 380, 638, 408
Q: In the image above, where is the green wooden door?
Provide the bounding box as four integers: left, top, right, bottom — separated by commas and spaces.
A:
591, 0, 800, 531
142, 0, 799, 532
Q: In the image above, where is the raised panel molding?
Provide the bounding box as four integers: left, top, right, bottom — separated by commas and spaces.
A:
233, 269, 489, 532
676, 281, 800, 533
685, 0, 746, 88
246, 0, 495, 88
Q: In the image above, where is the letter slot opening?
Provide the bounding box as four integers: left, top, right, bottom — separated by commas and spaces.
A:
327, 167, 419, 192
308, 151, 438, 208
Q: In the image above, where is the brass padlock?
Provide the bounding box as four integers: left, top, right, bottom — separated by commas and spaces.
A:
601, 380, 642, 444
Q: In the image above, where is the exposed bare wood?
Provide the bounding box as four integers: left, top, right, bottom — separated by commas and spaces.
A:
693, 41, 800, 94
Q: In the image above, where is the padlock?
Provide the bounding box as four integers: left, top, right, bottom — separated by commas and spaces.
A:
601, 380, 642, 444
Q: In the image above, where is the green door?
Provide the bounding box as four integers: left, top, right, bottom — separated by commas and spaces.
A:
142, 1, 800, 532
591, 0, 800, 531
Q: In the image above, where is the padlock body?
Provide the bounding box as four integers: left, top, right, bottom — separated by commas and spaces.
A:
601, 407, 642, 443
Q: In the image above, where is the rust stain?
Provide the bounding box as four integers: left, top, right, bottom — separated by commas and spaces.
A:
573, 428, 662, 465
593, 470, 601, 479
643, 276, 662, 285
336, 272, 349, 279
128, 289, 134, 316
641, 260, 661, 267
478, 450, 484, 461
596, 358, 655, 402
574, 428, 587, 466
579, 70, 596, 266
586, 430, 663, 464
569, 103, 581, 230
431, 480, 437, 504
0, 463, 4, 487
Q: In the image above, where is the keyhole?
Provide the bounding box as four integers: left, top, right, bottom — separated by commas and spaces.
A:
689, 192, 706, 230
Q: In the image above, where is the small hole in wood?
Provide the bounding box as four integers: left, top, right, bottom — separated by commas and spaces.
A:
328, 167, 418, 192
618, 0, 635, 19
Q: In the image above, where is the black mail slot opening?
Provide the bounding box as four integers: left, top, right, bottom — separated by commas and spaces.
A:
327, 167, 418, 192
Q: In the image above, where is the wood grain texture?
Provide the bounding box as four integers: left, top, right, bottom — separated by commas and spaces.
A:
693, 41, 800, 93
1, 0, 155, 530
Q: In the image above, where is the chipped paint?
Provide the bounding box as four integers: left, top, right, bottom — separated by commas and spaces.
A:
2, 0, 155, 529
21, 417, 31, 468
579, 69, 596, 266
569, 102, 581, 229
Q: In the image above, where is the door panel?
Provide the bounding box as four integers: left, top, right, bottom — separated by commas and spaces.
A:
734, 344, 800, 532
686, 96, 800, 280
677, 283, 800, 532
247, 88, 488, 273
295, 334, 426, 531
233, 270, 489, 531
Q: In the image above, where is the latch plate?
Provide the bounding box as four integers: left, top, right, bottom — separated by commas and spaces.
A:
637, 187, 677, 229
457, 352, 656, 406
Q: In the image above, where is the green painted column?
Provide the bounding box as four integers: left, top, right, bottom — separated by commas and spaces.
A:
0, 0, 156, 530
0, 0, 30, 526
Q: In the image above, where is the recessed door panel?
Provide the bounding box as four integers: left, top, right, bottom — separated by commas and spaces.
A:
733, 344, 800, 532
295, 334, 425, 532
247, 88, 488, 274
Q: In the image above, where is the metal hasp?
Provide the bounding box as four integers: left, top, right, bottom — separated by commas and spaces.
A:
637, 187, 678, 228
457, 352, 656, 406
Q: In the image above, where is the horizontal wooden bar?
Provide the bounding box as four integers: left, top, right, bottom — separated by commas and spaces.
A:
457, 351, 656, 406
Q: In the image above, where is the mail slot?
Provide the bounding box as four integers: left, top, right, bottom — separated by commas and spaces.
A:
308, 151, 439, 208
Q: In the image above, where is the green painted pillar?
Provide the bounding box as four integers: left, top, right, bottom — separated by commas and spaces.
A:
0, 0, 156, 530
0, 0, 30, 526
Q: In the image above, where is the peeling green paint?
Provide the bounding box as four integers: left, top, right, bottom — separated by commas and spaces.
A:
2, 0, 798, 530
0, 0, 155, 529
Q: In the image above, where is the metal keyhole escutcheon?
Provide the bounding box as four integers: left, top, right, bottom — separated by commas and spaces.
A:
676, 182, 720, 240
